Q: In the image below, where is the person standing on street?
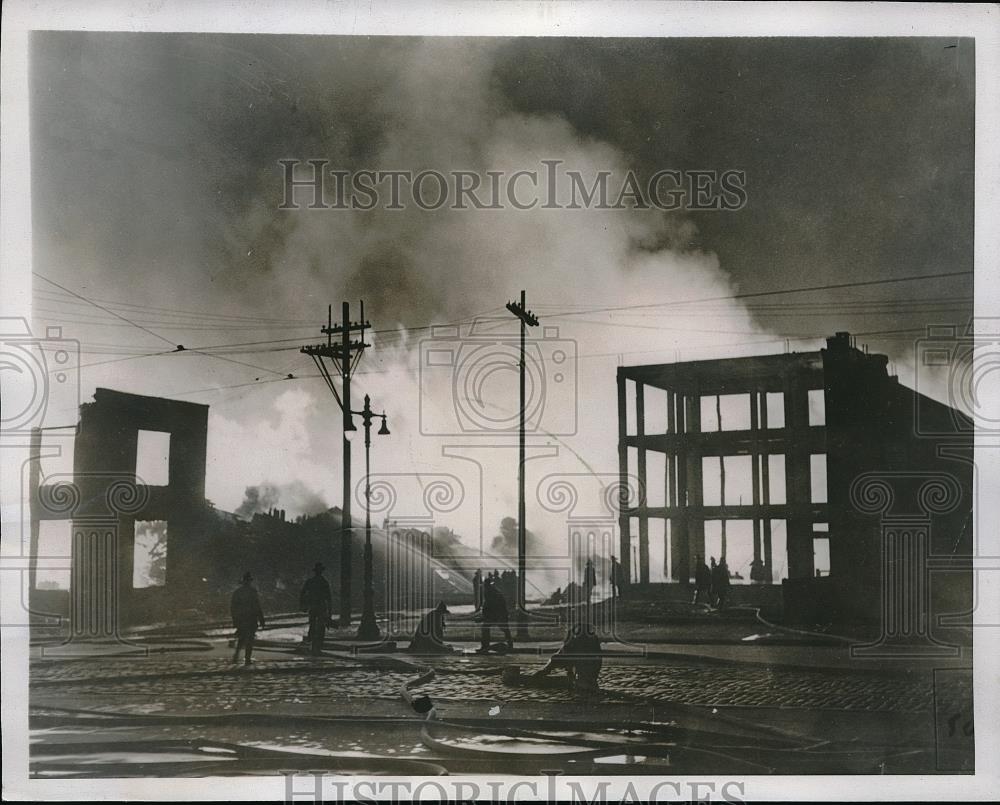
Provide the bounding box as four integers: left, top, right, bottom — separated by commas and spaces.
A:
712, 556, 731, 610
300, 562, 332, 656
472, 568, 483, 611
610, 555, 627, 602
583, 558, 597, 603
477, 577, 514, 653
709, 556, 719, 606
692, 555, 712, 605
231, 571, 266, 666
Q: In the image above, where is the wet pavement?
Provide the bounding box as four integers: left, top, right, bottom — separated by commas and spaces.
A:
27, 615, 975, 777
31, 648, 956, 713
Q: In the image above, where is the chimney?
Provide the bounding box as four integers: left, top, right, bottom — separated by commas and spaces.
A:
827, 331, 852, 352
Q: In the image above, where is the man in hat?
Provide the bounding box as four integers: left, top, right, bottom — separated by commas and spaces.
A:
300, 562, 332, 656
231, 571, 266, 666
408, 601, 452, 654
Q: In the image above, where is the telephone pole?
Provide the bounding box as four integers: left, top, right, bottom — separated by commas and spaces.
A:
505, 289, 538, 638
302, 302, 370, 628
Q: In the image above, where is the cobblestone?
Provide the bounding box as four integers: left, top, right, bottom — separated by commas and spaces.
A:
30, 653, 969, 715
30, 656, 354, 685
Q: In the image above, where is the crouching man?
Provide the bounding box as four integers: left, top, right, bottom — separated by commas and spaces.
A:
408, 601, 453, 654
532, 622, 602, 694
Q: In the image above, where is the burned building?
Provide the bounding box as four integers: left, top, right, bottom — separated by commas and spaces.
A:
617, 332, 973, 626
30, 388, 210, 634
28, 388, 474, 636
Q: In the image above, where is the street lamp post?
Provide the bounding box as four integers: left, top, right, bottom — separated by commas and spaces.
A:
350, 394, 390, 641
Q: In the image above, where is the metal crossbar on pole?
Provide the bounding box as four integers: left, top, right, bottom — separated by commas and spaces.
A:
301, 301, 370, 627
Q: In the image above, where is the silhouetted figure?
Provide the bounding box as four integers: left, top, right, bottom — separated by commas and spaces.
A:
750, 557, 766, 584
477, 577, 513, 653
583, 558, 597, 603
503, 569, 517, 606
300, 562, 332, 656
472, 569, 483, 610
712, 557, 731, 609
563, 580, 582, 607
692, 555, 712, 604
548, 586, 564, 606
408, 601, 452, 654
231, 572, 265, 666
533, 622, 602, 694
610, 555, 626, 601
709, 556, 718, 604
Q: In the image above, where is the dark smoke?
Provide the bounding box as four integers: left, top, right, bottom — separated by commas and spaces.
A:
490, 516, 542, 557
431, 526, 476, 557
235, 480, 329, 520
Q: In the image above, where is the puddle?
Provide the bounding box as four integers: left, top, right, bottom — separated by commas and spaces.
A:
433, 733, 593, 755
593, 754, 650, 764
36, 750, 236, 765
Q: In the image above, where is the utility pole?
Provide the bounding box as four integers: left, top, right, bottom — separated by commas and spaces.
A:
302, 302, 370, 628
505, 289, 538, 638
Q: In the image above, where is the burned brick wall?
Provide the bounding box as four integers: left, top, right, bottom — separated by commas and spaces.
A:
822, 333, 973, 627
32, 388, 209, 632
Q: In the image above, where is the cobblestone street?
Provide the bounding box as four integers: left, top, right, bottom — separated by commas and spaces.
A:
31, 649, 960, 714
26, 611, 975, 778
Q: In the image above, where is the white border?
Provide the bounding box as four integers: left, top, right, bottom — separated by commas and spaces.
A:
2, 1, 998, 801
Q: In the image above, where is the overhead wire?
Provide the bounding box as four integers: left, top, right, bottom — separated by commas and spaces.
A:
32, 269, 971, 361
31, 269, 973, 400
32, 272, 176, 347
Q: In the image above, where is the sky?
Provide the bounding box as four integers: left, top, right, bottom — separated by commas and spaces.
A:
27, 33, 974, 586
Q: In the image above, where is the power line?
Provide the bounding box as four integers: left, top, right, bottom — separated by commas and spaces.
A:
34, 288, 316, 324
32, 308, 318, 331
53, 349, 175, 374
39, 270, 971, 378
166, 374, 306, 398
184, 348, 289, 377
60, 270, 967, 357
34, 272, 293, 378
98, 325, 937, 406
539, 269, 974, 320
33, 272, 176, 347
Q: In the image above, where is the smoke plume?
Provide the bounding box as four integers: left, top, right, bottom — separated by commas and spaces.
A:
235, 481, 329, 520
